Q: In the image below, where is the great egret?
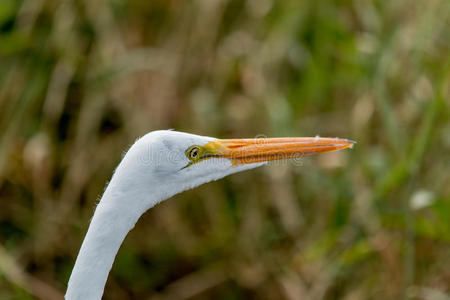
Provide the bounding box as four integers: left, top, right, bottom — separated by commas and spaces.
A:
65, 130, 354, 299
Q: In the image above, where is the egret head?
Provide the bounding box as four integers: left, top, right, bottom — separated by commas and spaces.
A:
116, 130, 354, 203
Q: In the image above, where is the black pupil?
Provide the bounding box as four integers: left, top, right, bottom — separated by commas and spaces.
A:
191, 148, 198, 158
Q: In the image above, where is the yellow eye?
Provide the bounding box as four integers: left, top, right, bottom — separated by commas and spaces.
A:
187, 146, 201, 160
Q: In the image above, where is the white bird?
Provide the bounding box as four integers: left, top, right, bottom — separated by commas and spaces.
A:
65, 130, 354, 299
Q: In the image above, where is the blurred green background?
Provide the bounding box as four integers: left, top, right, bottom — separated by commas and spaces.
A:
0, 0, 449, 299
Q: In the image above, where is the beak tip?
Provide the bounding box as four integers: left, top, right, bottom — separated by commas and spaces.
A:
332, 138, 356, 151
341, 138, 356, 148
347, 139, 356, 148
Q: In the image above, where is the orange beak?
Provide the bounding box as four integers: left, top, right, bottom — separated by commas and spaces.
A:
204, 137, 355, 165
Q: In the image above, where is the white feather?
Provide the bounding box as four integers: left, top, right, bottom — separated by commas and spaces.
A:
65, 130, 264, 299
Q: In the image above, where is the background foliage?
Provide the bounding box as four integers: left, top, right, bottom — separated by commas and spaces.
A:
0, 0, 449, 299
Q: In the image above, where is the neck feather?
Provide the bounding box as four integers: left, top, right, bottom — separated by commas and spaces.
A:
65, 176, 161, 300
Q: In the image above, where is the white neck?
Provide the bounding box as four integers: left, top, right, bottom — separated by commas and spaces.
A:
65, 172, 163, 299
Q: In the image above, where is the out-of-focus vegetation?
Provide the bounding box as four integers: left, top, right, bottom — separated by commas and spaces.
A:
0, 0, 449, 299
